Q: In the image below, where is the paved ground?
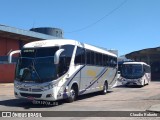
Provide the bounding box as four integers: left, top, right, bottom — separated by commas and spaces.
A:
0, 81, 160, 120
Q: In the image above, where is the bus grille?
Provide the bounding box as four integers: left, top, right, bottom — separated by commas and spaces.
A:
20, 93, 42, 98
32, 88, 43, 92
19, 88, 28, 91
19, 88, 43, 92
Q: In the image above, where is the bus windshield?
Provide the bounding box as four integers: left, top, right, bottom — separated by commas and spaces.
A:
15, 47, 59, 83
121, 64, 143, 79
15, 45, 74, 83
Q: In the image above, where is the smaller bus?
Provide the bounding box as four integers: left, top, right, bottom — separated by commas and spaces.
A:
121, 62, 151, 86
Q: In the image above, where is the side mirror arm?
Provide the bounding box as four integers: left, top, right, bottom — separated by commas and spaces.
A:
54, 49, 65, 64
8, 50, 21, 63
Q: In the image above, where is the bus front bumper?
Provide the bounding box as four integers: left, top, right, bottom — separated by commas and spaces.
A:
122, 79, 142, 86
14, 87, 69, 101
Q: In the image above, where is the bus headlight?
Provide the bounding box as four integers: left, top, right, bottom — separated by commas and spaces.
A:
42, 85, 50, 91
15, 84, 20, 89
14, 82, 21, 90
42, 83, 57, 91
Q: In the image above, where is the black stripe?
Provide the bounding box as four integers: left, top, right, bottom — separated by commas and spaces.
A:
96, 68, 108, 81
67, 65, 85, 86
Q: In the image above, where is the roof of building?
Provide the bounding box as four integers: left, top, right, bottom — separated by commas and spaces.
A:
0, 24, 58, 41
125, 46, 160, 58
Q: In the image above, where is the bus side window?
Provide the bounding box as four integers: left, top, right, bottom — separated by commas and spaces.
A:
61, 45, 74, 67
75, 47, 82, 64
58, 54, 67, 76
105, 55, 109, 67
86, 50, 91, 65
75, 47, 85, 65
99, 53, 103, 66
90, 51, 94, 65
108, 56, 111, 67
113, 57, 117, 67
58, 45, 74, 76
81, 49, 85, 64
143, 65, 150, 73
95, 52, 99, 66
102, 54, 106, 66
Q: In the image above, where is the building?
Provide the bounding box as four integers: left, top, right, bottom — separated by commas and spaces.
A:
125, 47, 160, 81
0, 24, 63, 83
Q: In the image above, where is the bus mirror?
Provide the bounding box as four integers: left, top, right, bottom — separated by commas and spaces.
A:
54, 49, 65, 64
8, 50, 21, 63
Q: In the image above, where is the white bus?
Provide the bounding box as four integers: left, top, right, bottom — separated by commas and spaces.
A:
9, 39, 117, 102
121, 62, 151, 86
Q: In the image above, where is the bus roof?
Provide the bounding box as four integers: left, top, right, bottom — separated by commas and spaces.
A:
123, 62, 150, 66
23, 39, 77, 47
83, 43, 117, 57
23, 39, 117, 57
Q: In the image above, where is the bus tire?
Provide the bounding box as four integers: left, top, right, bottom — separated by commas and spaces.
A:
101, 81, 108, 95
66, 85, 78, 103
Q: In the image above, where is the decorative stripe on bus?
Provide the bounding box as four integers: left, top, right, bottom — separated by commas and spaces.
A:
109, 68, 118, 85
79, 68, 109, 94
90, 67, 108, 82
67, 65, 86, 86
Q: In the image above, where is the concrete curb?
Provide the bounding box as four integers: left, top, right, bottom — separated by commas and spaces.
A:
0, 83, 14, 86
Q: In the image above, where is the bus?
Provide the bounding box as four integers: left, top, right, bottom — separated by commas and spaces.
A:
121, 62, 151, 86
9, 39, 117, 102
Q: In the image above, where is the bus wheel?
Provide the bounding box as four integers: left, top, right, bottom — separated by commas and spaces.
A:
101, 82, 108, 95
66, 86, 77, 103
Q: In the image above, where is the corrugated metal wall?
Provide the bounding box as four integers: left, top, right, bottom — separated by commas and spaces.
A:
0, 64, 16, 83
0, 37, 19, 83
0, 37, 19, 56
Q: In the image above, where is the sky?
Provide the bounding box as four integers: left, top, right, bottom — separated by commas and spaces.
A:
0, 0, 160, 56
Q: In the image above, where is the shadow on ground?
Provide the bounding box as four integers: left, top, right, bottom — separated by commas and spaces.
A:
76, 91, 113, 101
115, 84, 146, 88
0, 91, 113, 109
0, 98, 65, 109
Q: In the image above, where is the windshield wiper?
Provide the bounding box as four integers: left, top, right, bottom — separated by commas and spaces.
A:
31, 59, 42, 82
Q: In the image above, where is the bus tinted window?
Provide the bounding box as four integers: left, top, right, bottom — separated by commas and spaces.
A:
95, 52, 99, 66
76, 48, 117, 67
59, 45, 74, 75
86, 50, 91, 65
144, 65, 151, 73
21, 49, 35, 57
75, 47, 85, 65
99, 53, 103, 66
102, 54, 106, 66
113, 57, 117, 67
106, 55, 109, 66
22, 47, 59, 57
36, 47, 59, 57
90, 51, 95, 65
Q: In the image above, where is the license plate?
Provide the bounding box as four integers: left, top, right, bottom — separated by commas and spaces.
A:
27, 96, 35, 100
